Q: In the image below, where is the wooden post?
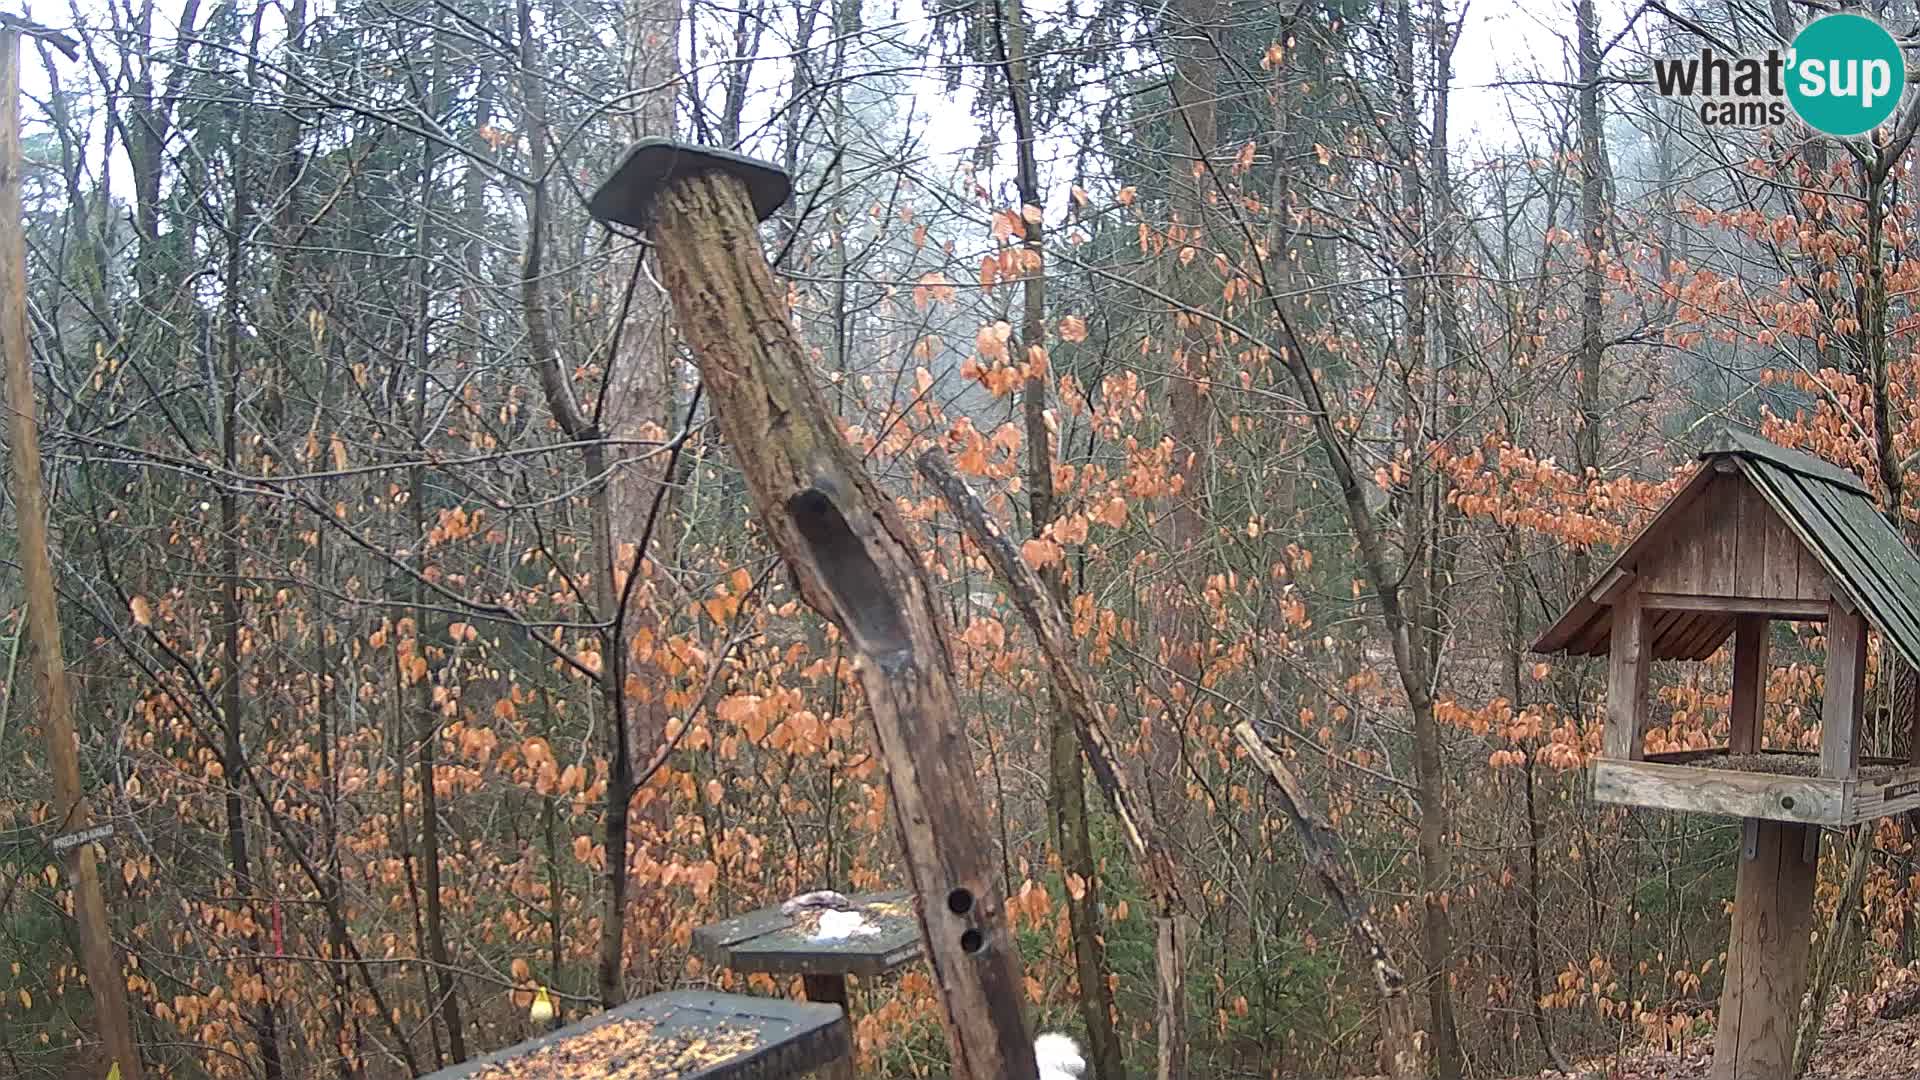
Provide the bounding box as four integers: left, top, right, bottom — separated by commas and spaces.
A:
1729, 615, 1768, 754
1712, 819, 1817, 1080
589, 141, 1037, 1080
799, 976, 854, 1080
0, 28, 145, 1079
1822, 600, 1866, 779
1604, 590, 1650, 760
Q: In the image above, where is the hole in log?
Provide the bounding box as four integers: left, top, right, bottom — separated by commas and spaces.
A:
1781, 796, 1796, 810
946, 888, 973, 915
959, 928, 984, 954
787, 484, 912, 663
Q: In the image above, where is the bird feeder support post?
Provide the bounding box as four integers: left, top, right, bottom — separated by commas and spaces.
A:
1710, 598, 1865, 1080
800, 976, 853, 1080
1603, 589, 1650, 760
1712, 818, 1817, 1080
800, 974, 848, 1009
588, 140, 1038, 1080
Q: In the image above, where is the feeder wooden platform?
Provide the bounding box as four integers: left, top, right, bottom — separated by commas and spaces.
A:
421, 990, 849, 1080
692, 891, 921, 981
1594, 749, 1920, 826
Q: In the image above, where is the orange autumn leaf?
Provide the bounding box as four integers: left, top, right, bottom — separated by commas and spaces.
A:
976, 321, 1012, 362
1059, 315, 1089, 343
1051, 514, 1089, 545
912, 272, 954, 309
130, 595, 153, 627
1022, 537, 1063, 569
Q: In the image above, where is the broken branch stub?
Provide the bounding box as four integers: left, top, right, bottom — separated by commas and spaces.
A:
589, 140, 1037, 1080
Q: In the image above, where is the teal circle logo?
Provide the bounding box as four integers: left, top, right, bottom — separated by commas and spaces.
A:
1787, 14, 1905, 136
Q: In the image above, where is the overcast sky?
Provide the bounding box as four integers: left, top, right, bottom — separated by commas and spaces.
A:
7, 0, 1642, 220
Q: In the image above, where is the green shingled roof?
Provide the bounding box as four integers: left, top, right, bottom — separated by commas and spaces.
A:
1533, 428, 1920, 672
1710, 430, 1920, 673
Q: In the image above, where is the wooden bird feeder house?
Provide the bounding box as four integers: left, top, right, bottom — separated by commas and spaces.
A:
1534, 428, 1920, 1080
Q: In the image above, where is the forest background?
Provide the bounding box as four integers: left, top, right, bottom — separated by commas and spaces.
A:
3, 0, 1918, 1076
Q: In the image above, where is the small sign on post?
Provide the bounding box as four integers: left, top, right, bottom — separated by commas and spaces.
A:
49, 823, 113, 853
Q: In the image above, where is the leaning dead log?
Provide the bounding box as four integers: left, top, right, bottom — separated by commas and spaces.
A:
1231, 722, 1423, 1080
918, 449, 1188, 1080
588, 140, 1037, 1080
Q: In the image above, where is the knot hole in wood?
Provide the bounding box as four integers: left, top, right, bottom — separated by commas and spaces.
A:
786, 483, 912, 665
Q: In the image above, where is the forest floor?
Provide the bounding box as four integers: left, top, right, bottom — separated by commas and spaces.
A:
1527, 990, 1920, 1079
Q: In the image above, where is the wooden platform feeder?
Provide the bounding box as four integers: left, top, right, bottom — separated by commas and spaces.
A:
1534, 429, 1920, 1080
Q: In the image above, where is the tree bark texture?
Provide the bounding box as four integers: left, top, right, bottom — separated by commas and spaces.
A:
0, 27, 147, 1078
920, 449, 1187, 1080
642, 169, 1038, 1080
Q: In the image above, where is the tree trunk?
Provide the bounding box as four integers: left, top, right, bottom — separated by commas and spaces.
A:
1165, 0, 1217, 551
602, 0, 681, 995
1574, 0, 1606, 487
219, 27, 284, 1068
1391, 0, 1462, 1071
637, 163, 1039, 1080
993, 0, 1125, 1075
0, 29, 147, 1078
517, 0, 635, 1009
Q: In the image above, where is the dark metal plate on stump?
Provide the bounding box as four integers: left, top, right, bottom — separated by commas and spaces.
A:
589, 137, 792, 227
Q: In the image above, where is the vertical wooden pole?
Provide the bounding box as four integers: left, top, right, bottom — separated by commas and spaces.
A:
0, 28, 146, 1079
1604, 591, 1649, 760
1910, 688, 1920, 766
630, 161, 1038, 1080
800, 976, 855, 1080
1729, 615, 1769, 754
1712, 819, 1816, 1080
1822, 601, 1867, 780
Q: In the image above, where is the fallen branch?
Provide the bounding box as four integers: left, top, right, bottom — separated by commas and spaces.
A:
917, 449, 1188, 1080
1230, 721, 1423, 1080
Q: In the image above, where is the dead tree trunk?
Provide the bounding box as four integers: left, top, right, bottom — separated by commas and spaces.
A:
0, 27, 146, 1080
592, 143, 1038, 1080
1231, 723, 1423, 1080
